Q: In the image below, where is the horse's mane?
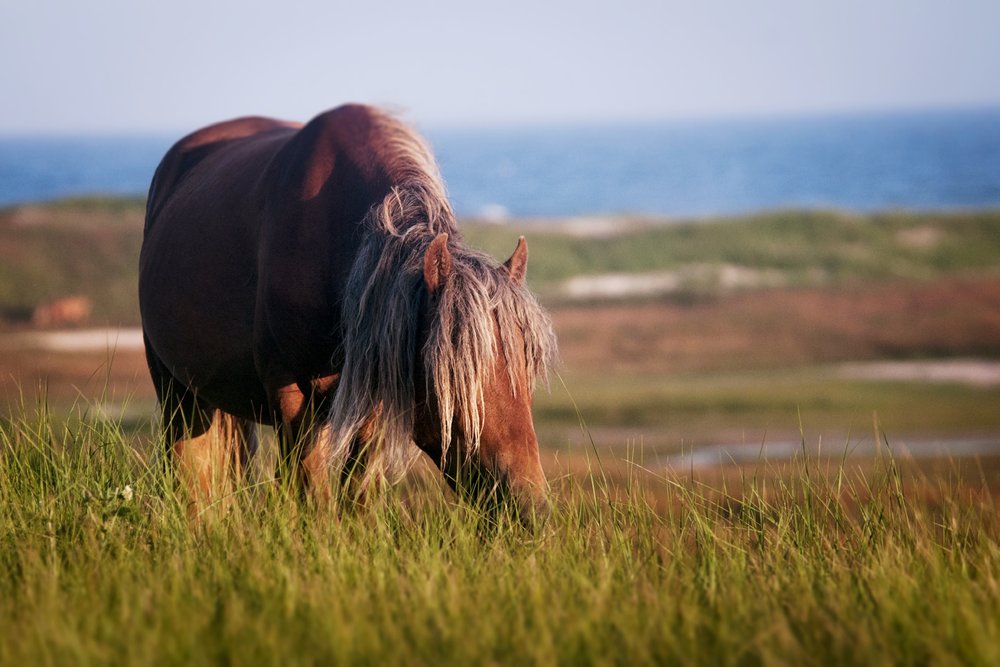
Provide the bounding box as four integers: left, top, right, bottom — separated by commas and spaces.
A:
325, 111, 557, 488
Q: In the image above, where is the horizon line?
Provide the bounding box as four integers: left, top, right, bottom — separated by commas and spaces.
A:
1, 101, 999, 138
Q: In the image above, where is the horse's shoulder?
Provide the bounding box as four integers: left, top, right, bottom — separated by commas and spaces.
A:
289, 104, 400, 159
271, 105, 393, 200
302, 104, 384, 136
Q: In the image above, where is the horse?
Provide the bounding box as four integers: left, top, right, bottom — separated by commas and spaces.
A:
139, 104, 557, 519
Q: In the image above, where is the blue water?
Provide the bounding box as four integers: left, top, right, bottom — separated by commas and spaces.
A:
1, 108, 998, 218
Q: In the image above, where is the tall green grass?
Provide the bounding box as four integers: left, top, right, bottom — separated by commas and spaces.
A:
1, 401, 998, 665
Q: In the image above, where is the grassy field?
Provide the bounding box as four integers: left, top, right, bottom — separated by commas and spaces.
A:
2, 199, 1000, 664
1, 406, 998, 666
3, 199, 1000, 324
463, 208, 1000, 298
0, 198, 144, 325
4, 200, 1000, 452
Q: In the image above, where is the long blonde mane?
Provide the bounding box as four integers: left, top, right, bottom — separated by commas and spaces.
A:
324, 112, 557, 486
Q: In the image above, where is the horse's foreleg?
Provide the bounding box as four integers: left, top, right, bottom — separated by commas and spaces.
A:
274, 379, 337, 505
271, 377, 386, 509
299, 421, 334, 505
338, 409, 387, 508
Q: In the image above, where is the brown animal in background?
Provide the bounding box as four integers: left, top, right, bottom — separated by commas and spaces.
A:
139, 104, 556, 519
32, 295, 92, 327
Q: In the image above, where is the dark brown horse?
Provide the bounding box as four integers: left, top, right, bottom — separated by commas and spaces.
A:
140, 104, 557, 518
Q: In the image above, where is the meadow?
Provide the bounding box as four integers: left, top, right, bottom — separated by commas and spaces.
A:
2, 403, 999, 665
1, 199, 1000, 664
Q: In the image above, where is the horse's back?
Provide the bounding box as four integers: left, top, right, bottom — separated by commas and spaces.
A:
141, 117, 302, 416
145, 117, 300, 229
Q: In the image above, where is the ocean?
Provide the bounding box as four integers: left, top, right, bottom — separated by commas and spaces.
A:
1, 108, 998, 218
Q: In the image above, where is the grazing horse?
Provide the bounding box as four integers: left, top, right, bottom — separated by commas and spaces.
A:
139, 104, 557, 518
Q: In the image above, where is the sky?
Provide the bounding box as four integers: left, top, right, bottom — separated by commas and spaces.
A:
0, 0, 998, 133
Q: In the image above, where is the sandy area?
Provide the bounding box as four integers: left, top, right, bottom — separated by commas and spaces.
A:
838, 359, 1000, 387
659, 435, 1000, 469
0, 327, 145, 352
561, 264, 787, 300
5, 338, 998, 385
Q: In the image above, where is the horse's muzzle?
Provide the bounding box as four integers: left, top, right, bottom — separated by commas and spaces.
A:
448, 462, 551, 529
513, 485, 552, 529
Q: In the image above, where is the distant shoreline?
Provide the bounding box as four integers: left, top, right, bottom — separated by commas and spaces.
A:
5, 194, 1000, 226
3, 109, 999, 215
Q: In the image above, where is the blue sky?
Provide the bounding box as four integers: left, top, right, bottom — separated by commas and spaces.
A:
1, 0, 998, 132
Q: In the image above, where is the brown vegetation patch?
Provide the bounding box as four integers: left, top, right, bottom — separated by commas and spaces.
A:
554, 275, 1000, 373
0, 347, 153, 411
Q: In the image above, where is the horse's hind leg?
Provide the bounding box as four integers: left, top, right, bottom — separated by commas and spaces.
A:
145, 337, 254, 513
170, 406, 255, 515
155, 382, 254, 514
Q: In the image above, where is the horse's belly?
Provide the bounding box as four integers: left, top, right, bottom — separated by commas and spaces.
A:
140, 203, 269, 420
143, 308, 269, 419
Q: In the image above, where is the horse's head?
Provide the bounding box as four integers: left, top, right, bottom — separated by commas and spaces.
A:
414, 233, 554, 524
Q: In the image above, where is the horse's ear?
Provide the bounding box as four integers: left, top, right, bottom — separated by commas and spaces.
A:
423, 233, 452, 295
503, 236, 528, 285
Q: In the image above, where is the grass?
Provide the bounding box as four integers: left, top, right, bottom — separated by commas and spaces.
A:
1, 401, 999, 665
2, 198, 1000, 663
537, 368, 1000, 438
